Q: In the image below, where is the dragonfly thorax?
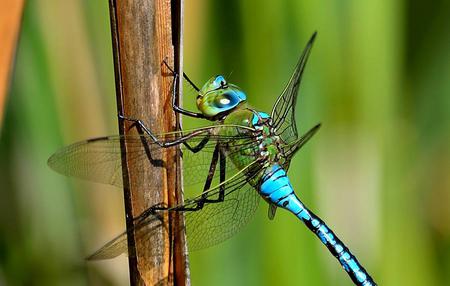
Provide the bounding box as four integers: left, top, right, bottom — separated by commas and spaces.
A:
197, 75, 247, 120
221, 109, 285, 172
251, 112, 284, 164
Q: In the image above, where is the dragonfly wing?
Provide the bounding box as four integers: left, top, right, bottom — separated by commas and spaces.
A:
48, 126, 253, 188
280, 123, 321, 171
271, 32, 317, 144
48, 135, 125, 187
87, 229, 129, 260
185, 165, 262, 251
86, 159, 264, 259
87, 213, 164, 260
267, 203, 277, 220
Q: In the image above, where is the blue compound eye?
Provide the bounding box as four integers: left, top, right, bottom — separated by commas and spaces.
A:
197, 76, 247, 119
213, 92, 235, 108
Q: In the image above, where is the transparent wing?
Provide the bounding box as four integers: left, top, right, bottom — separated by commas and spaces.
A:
87, 159, 264, 259
48, 125, 255, 188
185, 162, 263, 250
48, 125, 265, 259
280, 123, 321, 171
271, 32, 317, 144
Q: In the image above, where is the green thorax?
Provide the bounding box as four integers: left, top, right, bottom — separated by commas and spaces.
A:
219, 108, 284, 174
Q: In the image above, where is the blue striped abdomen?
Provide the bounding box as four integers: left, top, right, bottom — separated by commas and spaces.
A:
259, 164, 376, 286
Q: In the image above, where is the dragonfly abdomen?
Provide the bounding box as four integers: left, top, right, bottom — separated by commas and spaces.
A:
259, 164, 377, 286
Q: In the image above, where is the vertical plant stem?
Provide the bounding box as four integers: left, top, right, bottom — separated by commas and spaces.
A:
108, 0, 189, 285
170, 2, 191, 285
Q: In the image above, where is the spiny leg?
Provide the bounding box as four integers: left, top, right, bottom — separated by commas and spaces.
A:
183, 132, 210, 153
169, 70, 210, 152
132, 142, 225, 223
179, 143, 226, 211
118, 114, 213, 148
198, 145, 228, 204
162, 59, 200, 92
119, 62, 210, 148
219, 148, 226, 201
133, 202, 168, 224
119, 112, 211, 158
162, 59, 205, 119
164, 64, 210, 151
118, 111, 214, 221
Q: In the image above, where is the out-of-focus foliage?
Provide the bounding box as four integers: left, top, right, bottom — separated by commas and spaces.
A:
0, 0, 449, 285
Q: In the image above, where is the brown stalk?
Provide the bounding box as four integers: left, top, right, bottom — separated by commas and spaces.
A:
108, 0, 190, 285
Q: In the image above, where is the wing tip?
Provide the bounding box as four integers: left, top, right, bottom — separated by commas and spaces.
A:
47, 148, 64, 173
307, 31, 318, 47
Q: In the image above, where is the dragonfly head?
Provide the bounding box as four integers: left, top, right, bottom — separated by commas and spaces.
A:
197, 75, 247, 120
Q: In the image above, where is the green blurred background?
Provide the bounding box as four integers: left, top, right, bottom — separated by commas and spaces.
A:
1, 0, 449, 285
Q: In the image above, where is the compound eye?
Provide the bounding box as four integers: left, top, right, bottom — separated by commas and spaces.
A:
214, 92, 234, 108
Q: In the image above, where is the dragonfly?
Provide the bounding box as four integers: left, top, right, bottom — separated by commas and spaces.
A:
48, 32, 376, 286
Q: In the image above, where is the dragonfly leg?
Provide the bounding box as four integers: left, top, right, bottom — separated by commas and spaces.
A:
125, 143, 225, 223
167, 143, 226, 212
162, 59, 200, 92
182, 133, 210, 153
162, 59, 205, 119
131, 146, 219, 218
118, 114, 214, 148
192, 144, 226, 210
134, 202, 168, 223
129, 145, 230, 225
219, 149, 226, 200
164, 60, 210, 152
